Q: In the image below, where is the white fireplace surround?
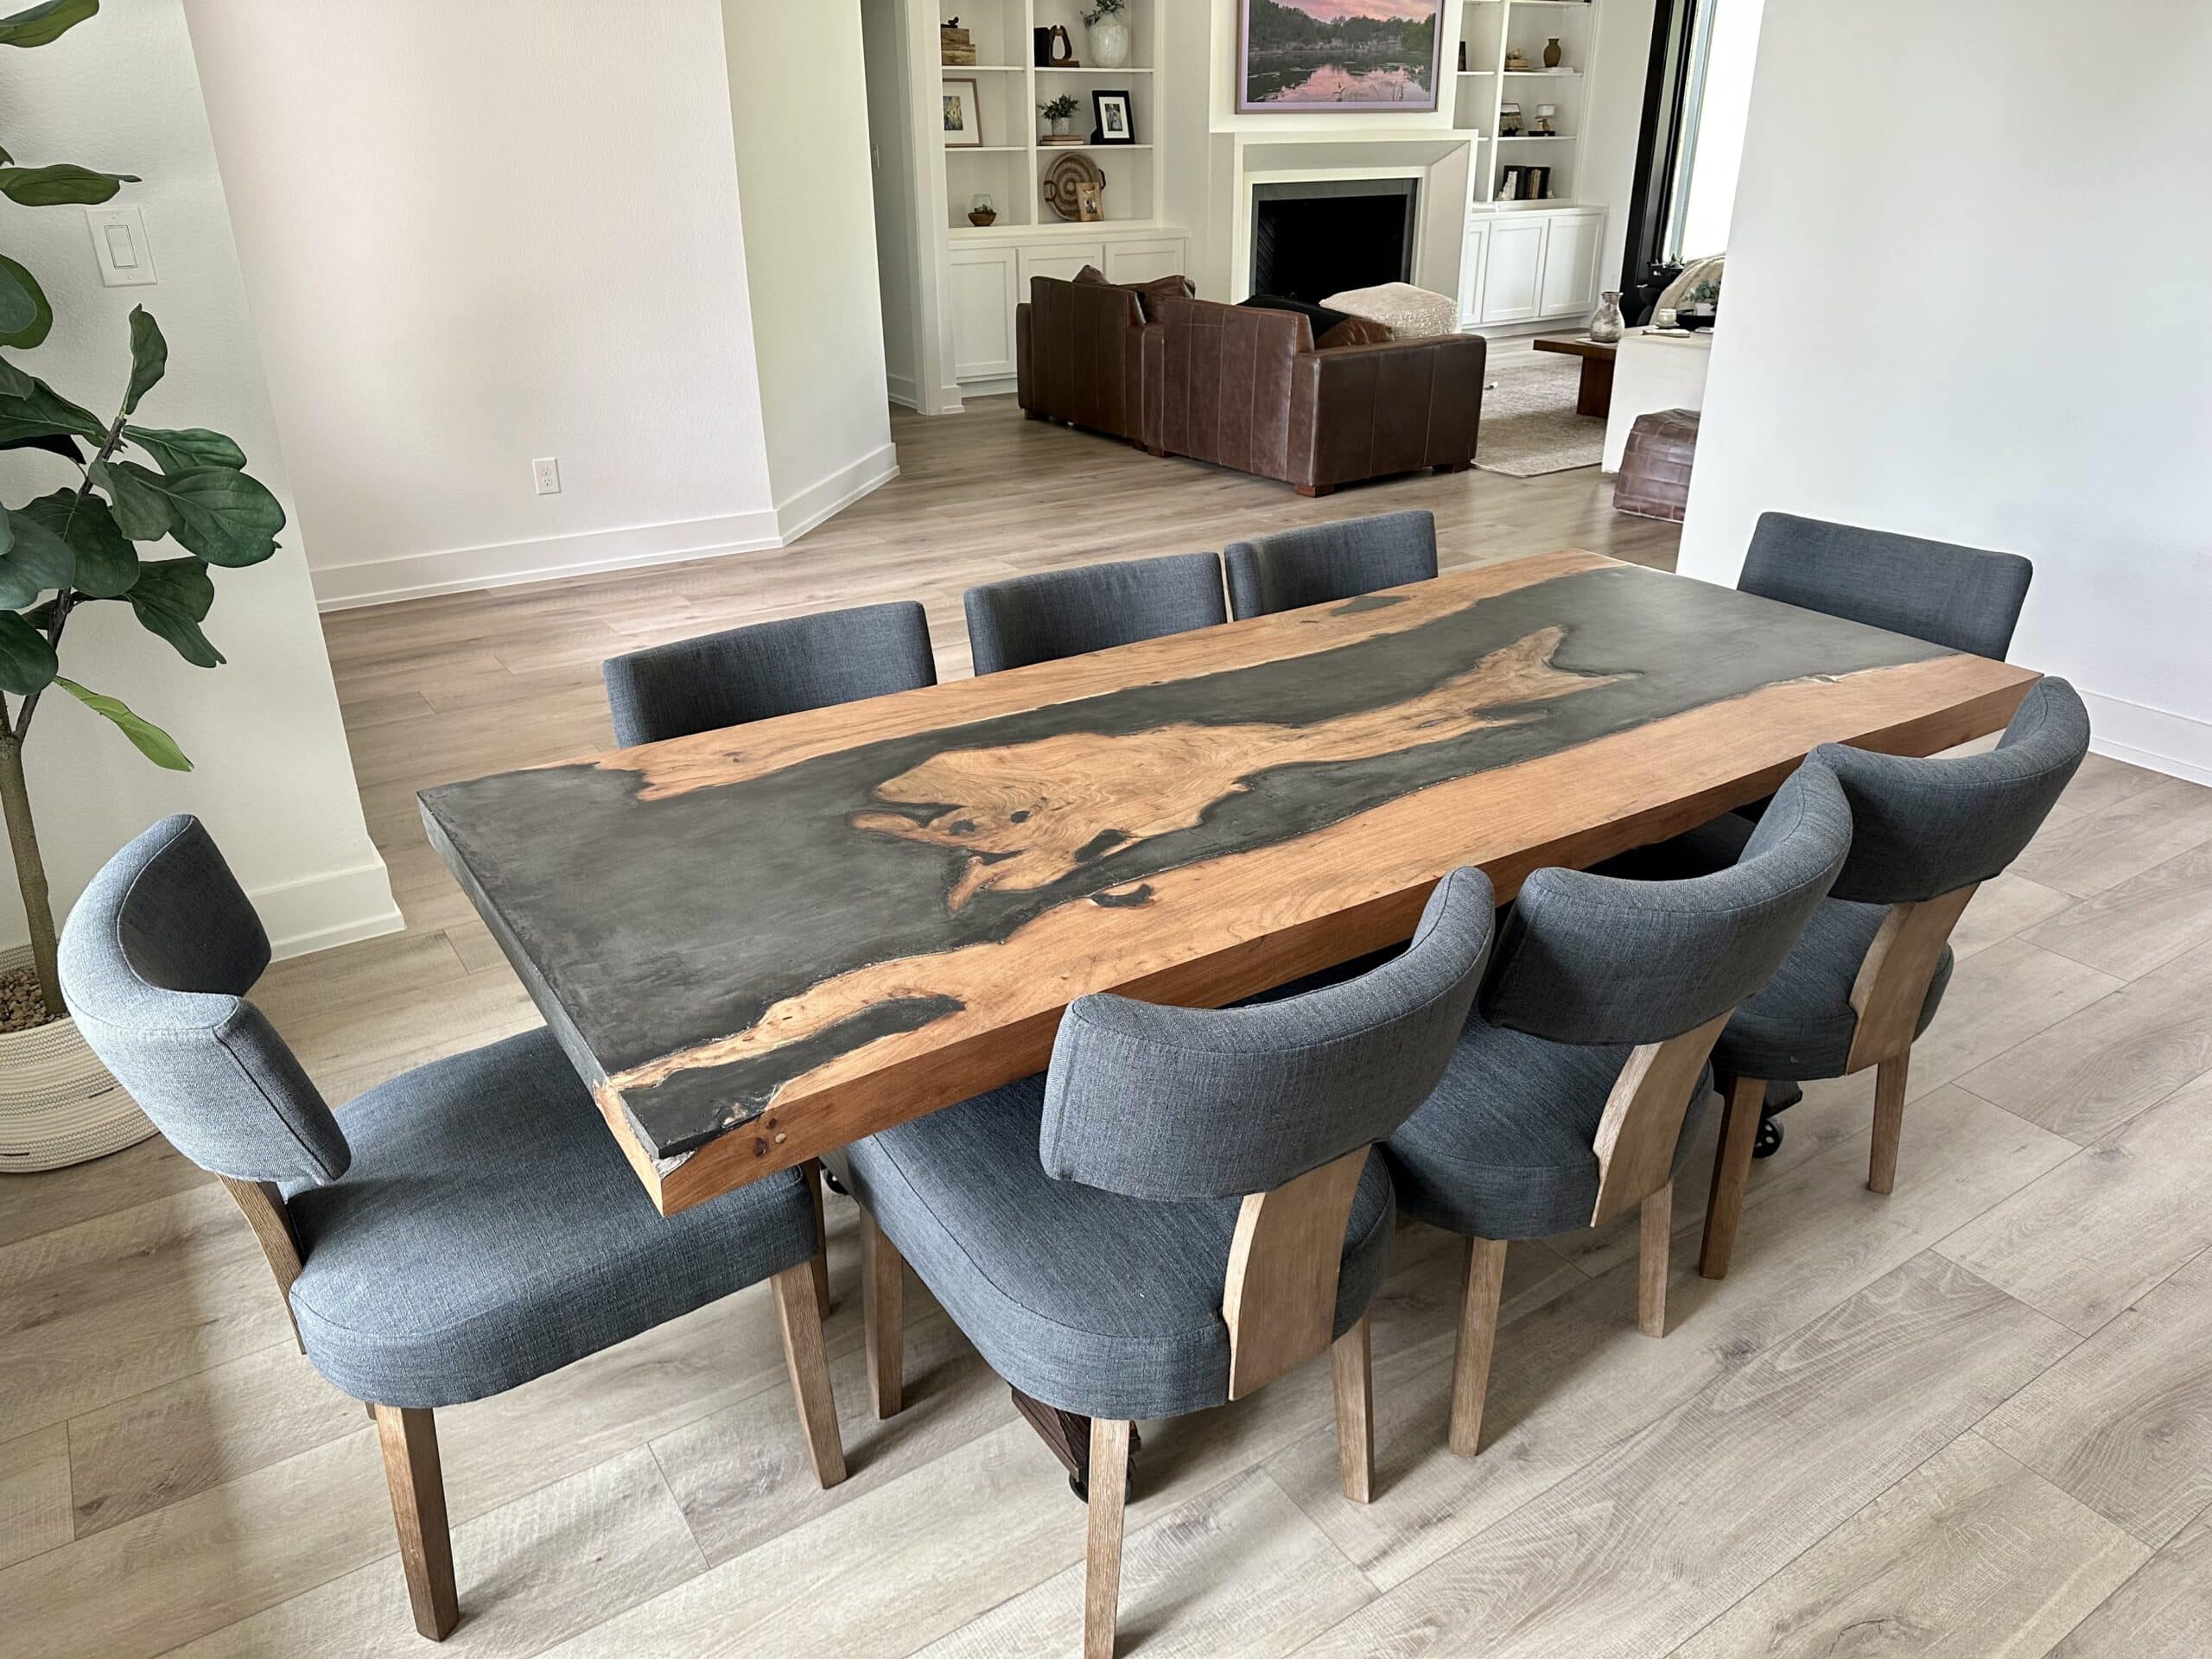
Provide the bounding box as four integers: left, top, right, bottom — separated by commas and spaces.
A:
1217, 130, 1478, 305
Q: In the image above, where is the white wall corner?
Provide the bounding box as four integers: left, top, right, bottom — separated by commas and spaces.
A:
255, 852, 404, 961
2078, 690, 2212, 791
773, 444, 901, 546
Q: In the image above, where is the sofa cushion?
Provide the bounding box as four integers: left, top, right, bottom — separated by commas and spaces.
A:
1316, 315, 1395, 350
1239, 292, 1351, 338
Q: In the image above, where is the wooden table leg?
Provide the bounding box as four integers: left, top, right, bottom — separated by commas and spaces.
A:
1009, 1386, 1140, 1499
1577, 356, 1616, 419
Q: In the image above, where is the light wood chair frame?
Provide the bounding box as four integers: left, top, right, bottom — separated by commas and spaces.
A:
220, 1172, 846, 1641
860, 1146, 1380, 1659
1447, 1009, 1731, 1459
1696, 883, 1977, 1282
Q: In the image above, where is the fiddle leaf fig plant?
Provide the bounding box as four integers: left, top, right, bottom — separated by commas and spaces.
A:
1, 0, 287, 1025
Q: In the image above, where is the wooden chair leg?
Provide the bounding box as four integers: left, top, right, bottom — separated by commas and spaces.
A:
1084, 1418, 1133, 1659
861, 1208, 905, 1419
1868, 1052, 1910, 1195
1449, 1237, 1507, 1457
372, 1405, 460, 1641
1700, 1075, 1765, 1281
769, 1262, 848, 1489
805, 1160, 831, 1313
1330, 1314, 1374, 1503
1639, 1183, 1673, 1338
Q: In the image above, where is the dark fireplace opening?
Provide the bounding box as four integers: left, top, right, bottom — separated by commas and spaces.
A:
1250, 179, 1418, 305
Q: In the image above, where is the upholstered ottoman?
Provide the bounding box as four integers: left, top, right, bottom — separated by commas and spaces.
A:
1321, 282, 1459, 340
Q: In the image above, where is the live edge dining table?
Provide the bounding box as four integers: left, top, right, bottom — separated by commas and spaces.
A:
421, 549, 2038, 1221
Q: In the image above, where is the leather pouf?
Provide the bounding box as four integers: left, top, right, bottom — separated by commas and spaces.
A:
1615, 408, 1700, 522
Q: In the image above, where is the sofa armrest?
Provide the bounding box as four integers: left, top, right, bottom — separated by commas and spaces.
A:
1139, 321, 1165, 453
1287, 334, 1488, 488
1016, 301, 1033, 412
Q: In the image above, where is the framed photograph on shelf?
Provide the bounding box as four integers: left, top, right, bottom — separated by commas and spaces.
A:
1074, 180, 1105, 222
1091, 90, 1135, 144
1237, 0, 1445, 114
942, 78, 983, 148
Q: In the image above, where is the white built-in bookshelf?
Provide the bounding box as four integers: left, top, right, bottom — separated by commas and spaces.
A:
1454, 0, 1601, 206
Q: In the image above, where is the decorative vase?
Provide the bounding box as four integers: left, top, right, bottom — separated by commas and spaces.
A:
1543, 37, 1563, 68
0, 948, 153, 1173
1050, 114, 1072, 138
968, 193, 997, 227
1589, 290, 1624, 343
1089, 16, 1131, 70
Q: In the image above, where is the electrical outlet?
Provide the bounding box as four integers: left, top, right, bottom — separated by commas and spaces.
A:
532, 457, 561, 495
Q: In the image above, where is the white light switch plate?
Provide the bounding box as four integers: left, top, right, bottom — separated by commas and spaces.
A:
86, 205, 157, 287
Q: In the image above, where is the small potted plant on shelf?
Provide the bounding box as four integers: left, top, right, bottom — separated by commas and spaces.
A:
1, 0, 290, 1172
1084, 0, 1131, 70
1040, 93, 1081, 142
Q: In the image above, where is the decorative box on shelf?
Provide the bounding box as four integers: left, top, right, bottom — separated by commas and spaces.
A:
941, 24, 976, 66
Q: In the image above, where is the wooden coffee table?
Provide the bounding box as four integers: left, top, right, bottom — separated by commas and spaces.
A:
1534, 334, 1618, 417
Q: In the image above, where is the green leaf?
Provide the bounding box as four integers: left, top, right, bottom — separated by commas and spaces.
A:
89, 458, 169, 540
124, 556, 220, 667
53, 678, 192, 771
0, 1, 100, 49
0, 608, 57, 694
0, 430, 82, 462
0, 353, 29, 398
121, 423, 245, 474
103, 461, 283, 566
20, 488, 136, 597
0, 369, 102, 444
0, 255, 52, 349
0, 162, 138, 207
121, 306, 165, 416
0, 506, 74, 606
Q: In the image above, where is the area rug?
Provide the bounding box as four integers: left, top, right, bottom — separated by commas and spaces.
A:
1474, 352, 1606, 478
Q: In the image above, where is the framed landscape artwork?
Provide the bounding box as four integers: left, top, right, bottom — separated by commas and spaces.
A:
1238, 0, 1446, 114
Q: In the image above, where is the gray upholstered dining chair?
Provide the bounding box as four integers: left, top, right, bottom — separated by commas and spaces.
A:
1688, 678, 2090, 1279
963, 550, 1227, 675
1382, 762, 1852, 1459
1223, 508, 1440, 620
1739, 512, 2035, 662
58, 817, 845, 1643
838, 868, 1495, 1659
601, 598, 937, 747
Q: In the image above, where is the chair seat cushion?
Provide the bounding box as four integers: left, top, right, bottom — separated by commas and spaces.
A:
283, 1029, 816, 1409
1715, 898, 1953, 1083
841, 1073, 1396, 1421
1384, 1008, 1714, 1241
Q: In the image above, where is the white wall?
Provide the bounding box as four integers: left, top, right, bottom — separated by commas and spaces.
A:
723, 0, 899, 535
1580, 0, 1656, 293
181, 1, 817, 609
0, 2, 396, 957
862, 0, 925, 410
1679, 0, 2212, 785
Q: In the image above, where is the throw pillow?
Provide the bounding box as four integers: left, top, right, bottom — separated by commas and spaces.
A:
1124, 272, 1196, 321
1316, 316, 1395, 350
1238, 293, 1352, 338
1073, 264, 1111, 284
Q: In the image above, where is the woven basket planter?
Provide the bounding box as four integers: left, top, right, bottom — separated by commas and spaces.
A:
0, 945, 155, 1173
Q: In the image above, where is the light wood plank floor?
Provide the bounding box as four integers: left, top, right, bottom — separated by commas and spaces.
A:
8, 395, 2212, 1656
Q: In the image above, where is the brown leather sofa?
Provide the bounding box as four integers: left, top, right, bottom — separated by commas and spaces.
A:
1154, 297, 1486, 496
1015, 276, 1161, 447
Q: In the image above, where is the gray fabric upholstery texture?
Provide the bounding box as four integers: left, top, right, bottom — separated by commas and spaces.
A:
1383, 1010, 1717, 1240
601, 599, 938, 747
840, 868, 1491, 1420
1813, 677, 2090, 905
1481, 763, 1854, 1047
1739, 512, 2035, 661
1040, 867, 1494, 1200
1222, 509, 1440, 620
841, 1074, 1397, 1421
963, 551, 1227, 676
284, 1028, 817, 1408
58, 816, 351, 1185
1715, 899, 1955, 1083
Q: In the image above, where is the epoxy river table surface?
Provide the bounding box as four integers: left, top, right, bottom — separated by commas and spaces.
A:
421, 550, 2037, 1215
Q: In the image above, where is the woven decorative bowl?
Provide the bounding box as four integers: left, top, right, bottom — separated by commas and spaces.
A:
0, 945, 154, 1173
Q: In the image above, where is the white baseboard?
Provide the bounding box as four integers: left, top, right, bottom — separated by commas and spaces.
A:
252, 853, 405, 962
773, 443, 899, 544
887, 372, 920, 411
2080, 689, 2212, 788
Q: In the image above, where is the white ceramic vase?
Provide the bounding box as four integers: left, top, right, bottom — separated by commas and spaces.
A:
1088, 16, 1131, 70
0, 948, 153, 1173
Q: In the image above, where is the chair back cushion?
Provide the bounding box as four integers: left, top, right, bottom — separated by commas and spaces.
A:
1039, 866, 1495, 1200
602, 600, 937, 747
1223, 509, 1439, 620
1817, 676, 2089, 906
57, 816, 348, 1185
1483, 763, 1853, 1047
963, 551, 1226, 675
1740, 512, 2034, 660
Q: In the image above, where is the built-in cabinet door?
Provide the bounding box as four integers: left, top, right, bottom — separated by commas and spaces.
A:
1457, 221, 1491, 330
1018, 243, 1107, 291
1538, 210, 1604, 318
1480, 218, 1548, 323
948, 245, 1020, 381
1103, 237, 1188, 285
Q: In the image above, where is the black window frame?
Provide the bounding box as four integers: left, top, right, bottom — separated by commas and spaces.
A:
1618, 0, 1703, 325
